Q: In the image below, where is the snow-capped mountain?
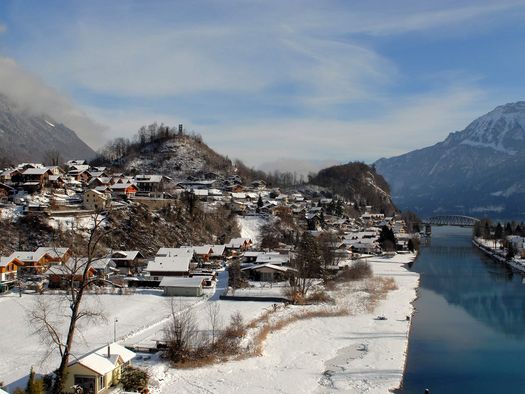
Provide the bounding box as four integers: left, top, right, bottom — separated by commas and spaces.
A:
0, 94, 95, 164
375, 101, 525, 220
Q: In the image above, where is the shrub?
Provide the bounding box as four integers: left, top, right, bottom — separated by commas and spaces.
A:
121, 365, 149, 392
338, 261, 372, 282
306, 290, 334, 304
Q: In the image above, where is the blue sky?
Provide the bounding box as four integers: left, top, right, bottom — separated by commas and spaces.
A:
1, 1, 525, 170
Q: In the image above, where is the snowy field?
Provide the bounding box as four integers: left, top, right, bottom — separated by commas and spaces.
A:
0, 253, 419, 393
143, 253, 419, 394
0, 288, 275, 392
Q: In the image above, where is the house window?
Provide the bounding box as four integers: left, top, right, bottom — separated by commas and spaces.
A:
74, 375, 96, 394
98, 375, 104, 391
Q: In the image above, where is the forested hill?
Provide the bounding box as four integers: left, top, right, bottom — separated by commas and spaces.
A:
308, 162, 397, 215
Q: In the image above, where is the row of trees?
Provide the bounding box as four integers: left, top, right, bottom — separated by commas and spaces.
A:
474, 219, 525, 239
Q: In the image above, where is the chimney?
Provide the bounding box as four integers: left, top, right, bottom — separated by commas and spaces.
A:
107, 344, 111, 358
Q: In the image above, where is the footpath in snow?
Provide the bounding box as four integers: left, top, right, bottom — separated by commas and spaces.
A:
145, 253, 419, 394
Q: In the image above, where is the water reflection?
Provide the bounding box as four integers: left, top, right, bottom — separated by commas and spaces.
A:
400, 226, 525, 394
417, 227, 525, 338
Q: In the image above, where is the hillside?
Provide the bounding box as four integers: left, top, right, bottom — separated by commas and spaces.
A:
309, 162, 397, 215
0, 94, 95, 163
375, 101, 525, 219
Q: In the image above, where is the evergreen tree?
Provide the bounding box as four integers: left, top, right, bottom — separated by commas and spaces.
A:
378, 225, 397, 251
494, 223, 503, 239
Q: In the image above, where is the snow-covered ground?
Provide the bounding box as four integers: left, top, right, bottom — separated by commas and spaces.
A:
0, 253, 418, 393
0, 289, 275, 392
237, 215, 267, 245
144, 253, 419, 394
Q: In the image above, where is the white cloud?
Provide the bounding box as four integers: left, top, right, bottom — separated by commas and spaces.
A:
0, 57, 107, 148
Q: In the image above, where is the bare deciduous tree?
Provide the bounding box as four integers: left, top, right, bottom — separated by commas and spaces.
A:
28, 213, 112, 393
206, 302, 222, 346
164, 299, 199, 363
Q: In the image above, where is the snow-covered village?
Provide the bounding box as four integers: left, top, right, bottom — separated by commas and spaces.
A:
0, 148, 421, 393
5, 2, 525, 394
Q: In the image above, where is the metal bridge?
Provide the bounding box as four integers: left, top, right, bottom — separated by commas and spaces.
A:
422, 215, 480, 227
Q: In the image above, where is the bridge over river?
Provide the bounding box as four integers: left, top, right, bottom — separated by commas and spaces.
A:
422, 215, 480, 227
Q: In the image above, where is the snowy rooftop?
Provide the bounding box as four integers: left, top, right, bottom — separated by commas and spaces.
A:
159, 276, 204, 288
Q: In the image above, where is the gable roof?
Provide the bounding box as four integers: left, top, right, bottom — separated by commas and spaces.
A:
70, 343, 135, 376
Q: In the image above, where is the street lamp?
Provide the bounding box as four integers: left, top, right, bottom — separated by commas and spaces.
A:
114, 317, 118, 342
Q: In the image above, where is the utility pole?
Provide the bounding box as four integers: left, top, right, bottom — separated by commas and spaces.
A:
114, 317, 118, 342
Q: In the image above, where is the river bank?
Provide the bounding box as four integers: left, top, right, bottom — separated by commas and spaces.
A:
473, 237, 525, 273
143, 252, 419, 393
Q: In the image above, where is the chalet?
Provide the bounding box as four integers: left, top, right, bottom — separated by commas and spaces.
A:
0, 169, 23, 183
46, 259, 96, 288
110, 251, 145, 275
22, 167, 53, 191
110, 183, 138, 199
63, 343, 135, 394
65, 159, 87, 167
133, 174, 172, 196
91, 258, 117, 278
0, 256, 24, 283
146, 248, 194, 280
68, 168, 90, 183
34, 247, 72, 264
255, 252, 289, 266
180, 245, 214, 262
48, 174, 66, 189
84, 189, 112, 211
10, 250, 56, 274
227, 238, 253, 252
88, 177, 112, 188
241, 263, 296, 282
159, 276, 204, 297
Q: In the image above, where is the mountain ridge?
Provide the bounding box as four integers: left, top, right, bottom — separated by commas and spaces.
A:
0, 94, 96, 164
375, 101, 525, 219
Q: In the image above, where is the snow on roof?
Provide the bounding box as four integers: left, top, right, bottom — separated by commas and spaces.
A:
34, 247, 69, 260
9, 250, 49, 263
72, 343, 135, 376
134, 174, 170, 183
91, 257, 115, 270
111, 250, 142, 260
111, 183, 137, 190
0, 256, 23, 267
22, 168, 50, 175
227, 238, 252, 248
181, 245, 213, 255
156, 247, 194, 257
255, 252, 289, 265
147, 254, 192, 273
241, 263, 296, 273
210, 244, 226, 256
159, 276, 204, 288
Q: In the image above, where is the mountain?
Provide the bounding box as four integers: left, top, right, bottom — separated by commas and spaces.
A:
309, 161, 397, 215
375, 101, 525, 219
0, 94, 95, 163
